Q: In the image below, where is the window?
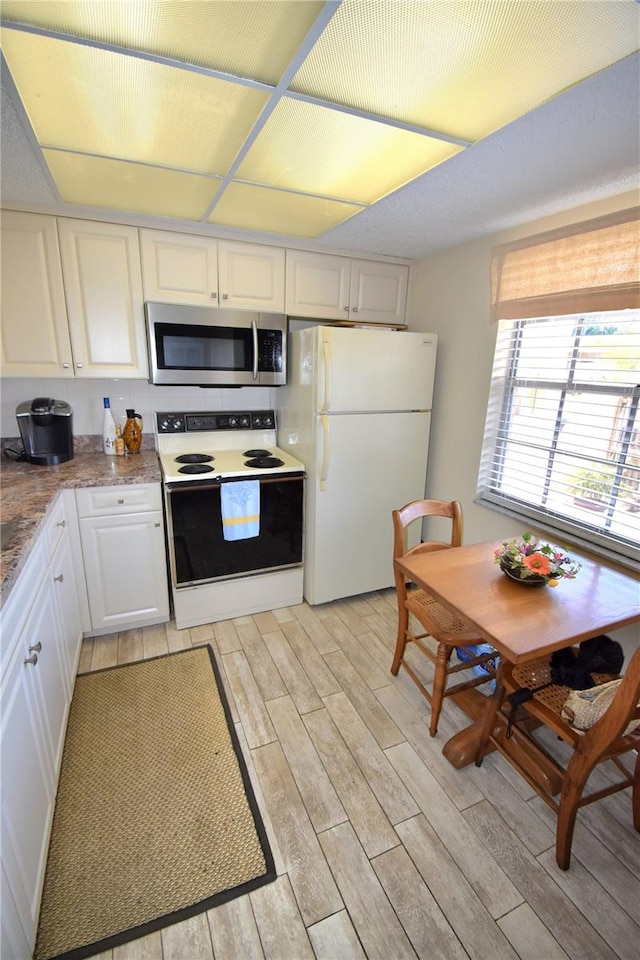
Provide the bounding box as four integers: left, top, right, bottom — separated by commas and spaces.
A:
478, 208, 640, 568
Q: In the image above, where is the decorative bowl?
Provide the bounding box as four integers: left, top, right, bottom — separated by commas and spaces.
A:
499, 561, 548, 587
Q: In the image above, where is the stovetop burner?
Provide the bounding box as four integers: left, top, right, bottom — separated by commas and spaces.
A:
244, 448, 271, 458
178, 463, 216, 475
244, 456, 285, 468
175, 453, 215, 464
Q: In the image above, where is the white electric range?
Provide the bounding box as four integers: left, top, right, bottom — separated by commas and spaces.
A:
155, 410, 306, 629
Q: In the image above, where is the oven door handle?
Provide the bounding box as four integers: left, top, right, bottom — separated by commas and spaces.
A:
252, 318, 258, 380
165, 473, 305, 494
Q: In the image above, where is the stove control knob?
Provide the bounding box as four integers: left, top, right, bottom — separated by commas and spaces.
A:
229, 417, 238, 427
239, 415, 251, 428
262, 414, 274, 428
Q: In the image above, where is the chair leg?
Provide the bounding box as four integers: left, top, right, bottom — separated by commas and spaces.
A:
429, 644, 453, 737
391, 604, 409, 676
633, 748, 640, 833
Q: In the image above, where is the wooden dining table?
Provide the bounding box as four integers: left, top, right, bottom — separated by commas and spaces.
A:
395, 539, 640, 772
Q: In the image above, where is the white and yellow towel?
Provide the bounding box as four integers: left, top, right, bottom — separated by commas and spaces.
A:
221, 480, 260, 541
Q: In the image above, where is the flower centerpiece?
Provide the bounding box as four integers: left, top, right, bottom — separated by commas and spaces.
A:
494, 532, 581, 587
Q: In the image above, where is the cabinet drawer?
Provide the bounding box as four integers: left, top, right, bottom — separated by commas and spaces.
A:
0, 537, 46, 681
75, 483, 162, 517
42, 492, 69, 556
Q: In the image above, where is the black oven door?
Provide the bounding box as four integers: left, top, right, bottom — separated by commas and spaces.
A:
166, 474, 304, 587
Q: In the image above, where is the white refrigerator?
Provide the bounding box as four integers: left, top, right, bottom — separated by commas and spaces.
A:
277, 325, 438, 604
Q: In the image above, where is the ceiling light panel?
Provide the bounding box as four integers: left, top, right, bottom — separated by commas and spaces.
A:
42, 151, 221, 220
289, 0, 640, 142
1, 29, 269, 175
209, 182, 362, 238
0, 0, 325, 85
235, 97, 462, 205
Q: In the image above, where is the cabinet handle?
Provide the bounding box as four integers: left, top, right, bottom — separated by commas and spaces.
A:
54, 573, 64, 583
29, 642, 42, 653
24, 653, 38, 666
57, 519, 66, 528
211, 292, 217, 299
352, 307, 358, 313
222, 293, 228, 300
344, 306, 349, 312
62, 362, 70, 369
117, 498, 125, 504
76, 362, 84, 369
154, 522, 161, 527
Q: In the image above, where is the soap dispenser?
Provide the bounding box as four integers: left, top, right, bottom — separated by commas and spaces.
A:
123, 409, 143, 454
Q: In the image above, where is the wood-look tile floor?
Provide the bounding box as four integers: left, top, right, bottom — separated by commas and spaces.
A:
80, 590, 640, 960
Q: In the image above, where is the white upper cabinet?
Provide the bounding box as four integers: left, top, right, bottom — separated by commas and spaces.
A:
0, 211, 74, 378
286, 249, 408, 325
349, 259, 408, 325
285, 250, 351, 322
140, 229, 218, 305
140, 229, 285, 312
58, 219, 148, 378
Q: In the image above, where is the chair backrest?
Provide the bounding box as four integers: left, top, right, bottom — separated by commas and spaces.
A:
392, 499, 463, 565
577, 644, 640, 758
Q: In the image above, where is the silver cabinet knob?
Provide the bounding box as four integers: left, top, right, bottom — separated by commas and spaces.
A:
222, 293, 228, 299
211, 292, 217, 299
54, 573, 64, 583
62, 362, 70, 369
24, 653, 38, 666
154, 522, 161, 527
352, 306, 358, 313
344, 306, 349, 312
76, 362, 83, 368
57, 519, 66, 528
29, 642, 42, 653
117, 498, 124, 504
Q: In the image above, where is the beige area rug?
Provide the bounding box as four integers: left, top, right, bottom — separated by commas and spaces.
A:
34, 646, 275, 960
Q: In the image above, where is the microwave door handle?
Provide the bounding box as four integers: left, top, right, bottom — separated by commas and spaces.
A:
252, 319, 258, 380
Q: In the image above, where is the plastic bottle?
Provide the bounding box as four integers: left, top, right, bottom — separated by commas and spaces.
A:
115, 422, 125, 456
102, 397, 117, 455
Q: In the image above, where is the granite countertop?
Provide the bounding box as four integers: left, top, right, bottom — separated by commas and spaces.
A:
1, 441, 162, 606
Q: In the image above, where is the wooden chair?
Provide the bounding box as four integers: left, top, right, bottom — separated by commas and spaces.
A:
476, 646, 640, 869
391, 499, 497, 736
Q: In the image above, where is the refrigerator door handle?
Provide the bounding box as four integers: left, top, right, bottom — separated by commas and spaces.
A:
320, 336, 331, 413
320, 415, 330, 490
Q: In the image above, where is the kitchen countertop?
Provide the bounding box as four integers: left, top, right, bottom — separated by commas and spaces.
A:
1, 446, 162, 606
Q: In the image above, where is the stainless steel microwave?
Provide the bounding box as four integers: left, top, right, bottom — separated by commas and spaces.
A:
145, 302, 287, 387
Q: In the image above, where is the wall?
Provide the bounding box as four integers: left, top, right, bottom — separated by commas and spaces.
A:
406, 188, 639, 654
0, 377, 276, 445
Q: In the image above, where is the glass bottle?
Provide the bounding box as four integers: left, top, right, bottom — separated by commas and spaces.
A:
102, 398, 116, 455
123, 409, 143, 454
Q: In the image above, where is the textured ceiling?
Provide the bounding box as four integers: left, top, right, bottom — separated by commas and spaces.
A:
1, 1, 638, 260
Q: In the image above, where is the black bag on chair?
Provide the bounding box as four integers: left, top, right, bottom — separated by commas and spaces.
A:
550, 635, 624, 690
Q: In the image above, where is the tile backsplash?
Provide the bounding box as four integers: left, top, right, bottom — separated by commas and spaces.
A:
0, 378, 277, 443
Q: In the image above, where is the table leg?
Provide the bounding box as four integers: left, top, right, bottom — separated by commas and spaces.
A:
441, 666, 505, 768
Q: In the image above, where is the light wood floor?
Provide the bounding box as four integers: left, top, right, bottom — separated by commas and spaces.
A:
79, 590, 639, 960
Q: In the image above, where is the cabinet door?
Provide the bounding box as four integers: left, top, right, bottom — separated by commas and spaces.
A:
218, 240, 285, 312
349, 260, 408, 325
79, 511, 169, 631
58, 219, 148, 378
50, 533, 83, 694
0, 211, 73, 378
285, 250, 350, 321
140, 229, 218, 305
1, 861, 31, 960
0, 606, 61, 955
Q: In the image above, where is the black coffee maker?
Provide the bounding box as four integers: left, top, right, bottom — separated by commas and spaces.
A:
16, 398, 74, 465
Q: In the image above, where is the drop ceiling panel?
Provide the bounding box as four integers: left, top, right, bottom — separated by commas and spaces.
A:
43, 152, 221, 220
208, 182, 362, 237
235, 97, 463, 204
1, 30, 269, 174
0, 0, 325, 85
289, 0, 640, 141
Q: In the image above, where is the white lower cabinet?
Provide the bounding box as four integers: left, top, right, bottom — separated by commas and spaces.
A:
76, 483, 170, 634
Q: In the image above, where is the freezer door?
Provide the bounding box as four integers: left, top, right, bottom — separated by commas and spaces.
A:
316, 327, 438, 413
304, 411, 431, 604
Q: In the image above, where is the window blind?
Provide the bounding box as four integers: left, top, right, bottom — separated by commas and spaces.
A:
477, 312, 640, 566
490, 207, 640, 324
